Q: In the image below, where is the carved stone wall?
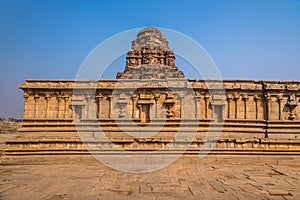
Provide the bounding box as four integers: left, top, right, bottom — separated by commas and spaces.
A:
19, 80, 300, 123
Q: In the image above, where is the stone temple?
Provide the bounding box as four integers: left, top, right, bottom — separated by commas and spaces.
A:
3, 27, 300, 164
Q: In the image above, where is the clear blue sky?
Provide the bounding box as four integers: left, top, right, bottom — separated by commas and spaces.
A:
1, 0, 300, 118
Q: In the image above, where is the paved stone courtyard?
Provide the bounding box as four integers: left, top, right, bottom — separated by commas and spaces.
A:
0, 157, 299, 200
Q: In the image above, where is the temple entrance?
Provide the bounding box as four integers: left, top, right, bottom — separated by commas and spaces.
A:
74, 106, 82, 120
140, 104, 150, 123
214, 105, 224, 122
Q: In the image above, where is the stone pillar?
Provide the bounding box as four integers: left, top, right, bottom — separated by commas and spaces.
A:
254, 95, 259, 120
234, 94, 239, 119
64, 96, 69, 118
91, 97, 97, 119
265, 94, 271, 120
242, 95, 249, 119
195, 95, 202, 119
86, 95, 91, 119
57, 95, 63, 118
226, 95, 232, 119
204, 94, 210, 119
108, 95, 113, 118
96, 94, 103, 119
34, 94, 39, 118
131, 95, 137, 119
277, 95, 283, 120
211, 105, 216, 119
154, 94, 160, 119
138, 105, 142, 119
69, 105, 73, 119
23, 93, 29, 118
45, 95, 51, 118
178, 95, 184, 118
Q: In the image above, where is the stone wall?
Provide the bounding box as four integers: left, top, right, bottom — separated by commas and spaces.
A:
19, 79, 300, 123
4, 79, 299, 156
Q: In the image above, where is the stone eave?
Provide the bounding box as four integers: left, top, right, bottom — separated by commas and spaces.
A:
18, 79, 300, 92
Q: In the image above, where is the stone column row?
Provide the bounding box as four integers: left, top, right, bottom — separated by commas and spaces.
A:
226, 94, 259, 120
182, 93, 210, 119
225, 94, 287, 121
89, 94, 112, 119
27, 94, 70, 119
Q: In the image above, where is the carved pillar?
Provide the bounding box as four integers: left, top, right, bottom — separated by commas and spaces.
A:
23, 93, 29, 118
254, 95, 259, 120
226, 95, 232, 119
138, 105, 142, 119
69, 105, 73, 119
195, 95, 202, 119
154, 94, 160, 119
204, 94, 210, 119
242, 95, 249, 119
45, 95, 51, 118
64, 96, 69, 118
86, 95, 91, 119
178, 95, 184, 118
57, 95, 63, 118
233, 93, 239, 119
131, 94, 137, 119
265, 94, 271, 120
277, 95, 283, 120
91, 97, 97, 119
96, 94, 103, 119
34, 94, 39, 118
108, 95, 113, 118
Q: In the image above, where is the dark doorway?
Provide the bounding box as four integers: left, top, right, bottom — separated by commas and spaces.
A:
74, 106, 82, 120
141, 104, 150, 123
215, 106, 223, 122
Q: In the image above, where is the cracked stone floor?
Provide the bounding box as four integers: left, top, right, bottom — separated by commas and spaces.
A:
0, 157, 299, 200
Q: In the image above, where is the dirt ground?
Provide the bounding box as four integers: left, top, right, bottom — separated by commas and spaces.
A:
0, 158, 300, 200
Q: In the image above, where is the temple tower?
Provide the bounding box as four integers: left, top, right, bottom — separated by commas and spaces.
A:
116, 27, 184, 79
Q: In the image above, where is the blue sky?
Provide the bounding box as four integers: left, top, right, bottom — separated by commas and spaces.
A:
0, 0, 300, 117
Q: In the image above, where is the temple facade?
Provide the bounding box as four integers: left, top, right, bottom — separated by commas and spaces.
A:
4, 27, 300, 161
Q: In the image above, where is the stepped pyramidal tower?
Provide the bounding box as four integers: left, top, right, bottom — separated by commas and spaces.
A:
2, 27, 300, 164
117, 27, 184, 79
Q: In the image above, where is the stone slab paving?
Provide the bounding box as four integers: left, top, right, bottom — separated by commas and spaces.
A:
0, 159, 299, 200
